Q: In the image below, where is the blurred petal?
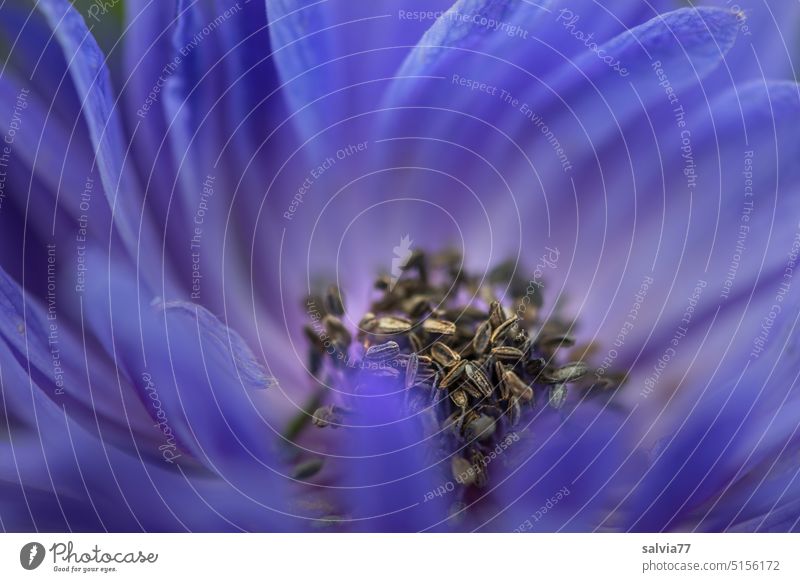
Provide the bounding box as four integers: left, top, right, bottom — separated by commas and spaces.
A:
121, 0, 178, 207
624, 324, 800, 531
75, 250, 303, 530
35, 0, 144, 256
483, 401, 635, 532
266, 0, 453, 148
704, 0, 800, 80
323, 379, 450, 531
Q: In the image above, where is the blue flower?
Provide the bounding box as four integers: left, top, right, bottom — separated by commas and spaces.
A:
0, 0, 799, 532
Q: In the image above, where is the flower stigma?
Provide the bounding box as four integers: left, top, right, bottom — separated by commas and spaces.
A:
301, 249, 627, 496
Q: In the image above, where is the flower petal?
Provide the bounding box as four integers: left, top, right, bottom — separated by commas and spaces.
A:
80, 253, 284, 491
0, 72, 112, 245
35, 0, 144, 256
326, 380, 450, 531
120, 0, 179, 205
266, 0, 453, 148
704, 0, 800, 80
482, 401, 635, 532
624, 336, 800, 532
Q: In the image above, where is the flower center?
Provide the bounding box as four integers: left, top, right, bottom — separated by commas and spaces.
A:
303, 249, 624, 489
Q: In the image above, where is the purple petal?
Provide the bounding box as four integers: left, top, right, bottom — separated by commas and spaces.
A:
266, 0, 453, 147
481, 401, 636, 532
624, 334, 800, 532
35, 0, 144, 256
324, 379, 450, 531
